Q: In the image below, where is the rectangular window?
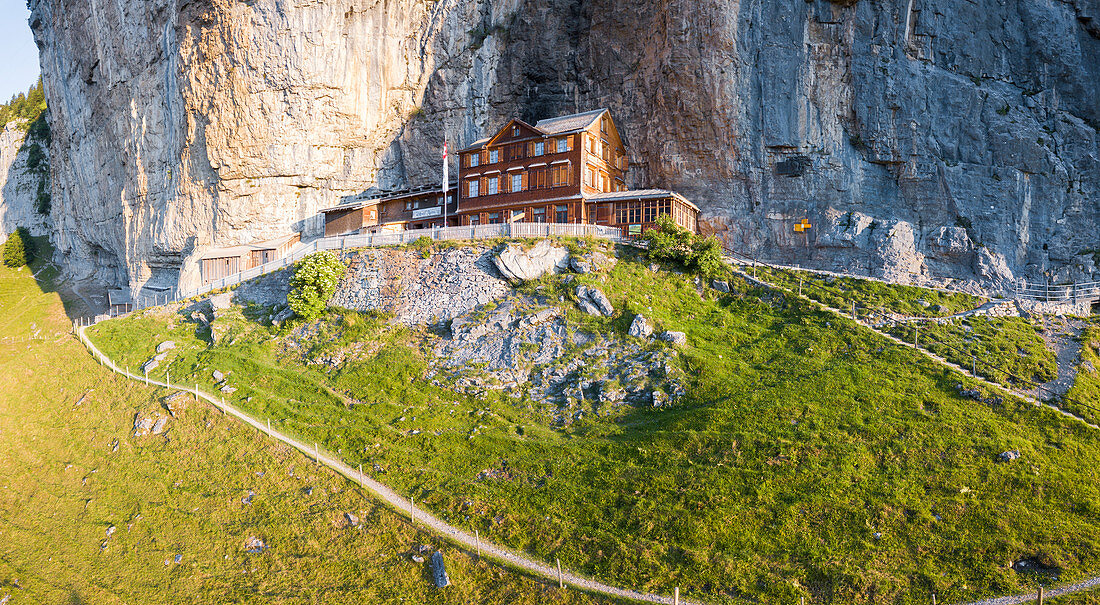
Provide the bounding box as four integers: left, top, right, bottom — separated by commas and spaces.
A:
555, 205, 568, 223
467, 180, 479, 197
406, 201, 413, 211
512, 173, 522, 192
534, 141, 544, 156
533, 207, 546, 223
602, 139, 610, 162
487, 212, 502, 224
551, 164, 571, 187
489, 149, 499, 163
469, 154, 479, 168
557, 138, 568, 153
488, 176, 499, 195
512, 210, 525, 223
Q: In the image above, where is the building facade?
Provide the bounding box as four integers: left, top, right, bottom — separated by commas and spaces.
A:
199, 232, 301, 284
457, 109, 698, 235
320, 185, 459, 238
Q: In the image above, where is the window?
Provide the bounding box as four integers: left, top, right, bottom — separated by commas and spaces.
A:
489, 149, 499, 163
467, 180, 479, 197
534, 141, 544, 156
512, 210, 525, 223
602, 139, 610, 162
533, 207, 546, 223
512, 173, 522, 192
557, 137, 568, 153
555, 205, 568, 223
487, 212, 502, 224
551, 164, 571, 187
601, 116, 608, 133
512, 126, 519, 136
487, 176, 499, 195
406, 201, 413, 210
468, 153, 479, 168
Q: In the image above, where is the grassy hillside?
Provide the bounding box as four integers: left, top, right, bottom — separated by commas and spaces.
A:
0, 258, 608, 603
88, 242, 1100, 605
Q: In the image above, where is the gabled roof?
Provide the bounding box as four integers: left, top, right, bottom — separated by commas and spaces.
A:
535, 108, 608, 135
460, 108, 612, 152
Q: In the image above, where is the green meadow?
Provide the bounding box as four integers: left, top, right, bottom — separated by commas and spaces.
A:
88, 242, 1100, 605
0, 249, 608, 604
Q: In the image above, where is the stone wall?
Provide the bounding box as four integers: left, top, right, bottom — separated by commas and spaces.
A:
328, 245, 511, 325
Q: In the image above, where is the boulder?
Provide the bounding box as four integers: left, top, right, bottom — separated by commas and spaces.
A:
575, 285, 614, 317
133, 414, 155, 437
570, 256, 592, 274
210, 292, 233, 311
492, 240, 570, 283
220, 385, 237, 395
151, 417, 169, 435
153, 352, 168, 362
142, 359, 160, 373
659, 331, 687, 345
244, 536, 266, 553
272, 306, 295, 326
156, 341, 176, 353
344, 512, 360, 527
212, 370, 225, 382
628, 315, 653, 339
998, 450, 1021, 462
431, 551, 450, 588
712, 279, 730, 293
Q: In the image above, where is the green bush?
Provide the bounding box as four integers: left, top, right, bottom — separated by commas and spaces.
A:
644, 214, 728, 279
3, 228, 33, 268
0, 77, 47, 131
287, 251, 347, 320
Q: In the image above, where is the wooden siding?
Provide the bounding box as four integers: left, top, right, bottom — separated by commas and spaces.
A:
324, 207, 365, 237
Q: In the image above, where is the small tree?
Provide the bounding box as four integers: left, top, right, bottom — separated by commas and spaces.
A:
287, 251, 347, 320
3, 228, 33, 268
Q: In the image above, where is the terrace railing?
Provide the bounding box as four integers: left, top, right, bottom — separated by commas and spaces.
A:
131, 223, 622, 310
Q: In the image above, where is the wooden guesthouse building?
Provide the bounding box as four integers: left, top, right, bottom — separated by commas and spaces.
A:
318, 109, 698, 239
456, 109, 698, 236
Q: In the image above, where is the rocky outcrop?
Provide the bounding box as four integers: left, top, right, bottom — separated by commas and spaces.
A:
432, 295, 685, 424
24, 0, 1100, 294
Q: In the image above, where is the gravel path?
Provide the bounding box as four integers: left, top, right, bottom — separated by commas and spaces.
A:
76, 325, 697, 605
1038, 317, 1087, 399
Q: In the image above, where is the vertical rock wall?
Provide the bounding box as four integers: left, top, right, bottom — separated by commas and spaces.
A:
0, 123, 50, 244
26, 0, 1100, 294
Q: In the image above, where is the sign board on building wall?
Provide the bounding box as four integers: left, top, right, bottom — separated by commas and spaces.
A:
412, 206, 442, 219
628, 224, 642, 235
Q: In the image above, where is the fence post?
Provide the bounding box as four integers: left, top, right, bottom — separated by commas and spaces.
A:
195, 383, 198, 404
1038, 586, 1044, 605
410, 497, 415, 525
675, 587, 680, 605
475, 529, 480, 559
556, 557, 564, 588
358, 463, 364, 488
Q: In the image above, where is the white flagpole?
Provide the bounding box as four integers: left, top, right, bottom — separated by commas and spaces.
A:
442, 139, 449, 228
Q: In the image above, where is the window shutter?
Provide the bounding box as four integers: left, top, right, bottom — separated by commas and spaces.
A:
521, 171, 528, 189
567, 135, 574, 151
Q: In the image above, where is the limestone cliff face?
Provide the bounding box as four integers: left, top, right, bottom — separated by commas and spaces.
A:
27, 0, 1100, 294
0, 124, 50, 244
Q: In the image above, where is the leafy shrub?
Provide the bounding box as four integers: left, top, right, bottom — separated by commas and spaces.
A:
0, 77, 47, 131
410, 235, 433, 259
287, 252, 347, 320
3, 228, 33, 268
644, 214, 729, 279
